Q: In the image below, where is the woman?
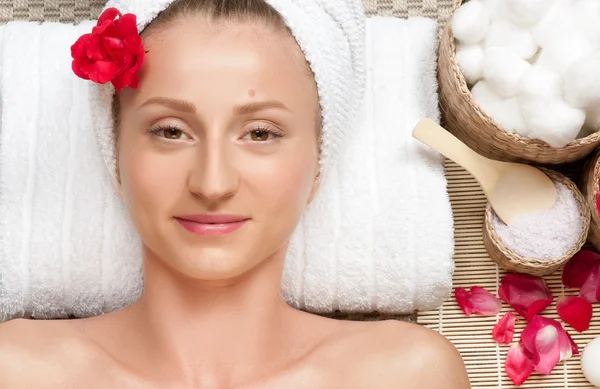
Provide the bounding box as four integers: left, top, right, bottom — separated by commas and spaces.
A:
0, 0, 470, 387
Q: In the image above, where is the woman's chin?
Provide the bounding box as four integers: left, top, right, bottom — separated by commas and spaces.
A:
164, 247, 262, 282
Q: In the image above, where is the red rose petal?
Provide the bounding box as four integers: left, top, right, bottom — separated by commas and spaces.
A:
82, 60, 120, 84
455, 287, 473, 316
521, 316, 577, 375
71, 58, 91, 80
469, 286, 502, 315
98, 7, 121, 26
532, 325, 560, 375
71, 33, 91, 60
493, 312, 517, 344
115, 13, 139, 38
455, 286, 501, 316
498, 273, 553, 321
562, 250, 600, 288
580, 264, 600, 303
557, 296, 593, 332
505, 343, 534, 386
112, 70, 133, 93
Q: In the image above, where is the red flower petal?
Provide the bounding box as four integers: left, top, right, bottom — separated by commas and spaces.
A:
115, 13, 139, 38
71, 33, 91, 60
580, 264, 600, 303
71, 58, 91, 80
81, 60, 120, 84
498, 274, 553, 321
521, 316, 577, 375
597, 192, 600, 215
455, 287, 473, 316
455, 286, 501, 316
493, 312, 517, 344
505, 343, 534, 386
562, 250, 600, 288
557, 296, 593, 332
98, 7, 121, 26
533, 324, 561, 375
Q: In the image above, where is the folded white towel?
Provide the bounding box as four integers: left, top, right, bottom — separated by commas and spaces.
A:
282, 16, 454, 313
0, 16, 453, 321
0, 21, 142, 322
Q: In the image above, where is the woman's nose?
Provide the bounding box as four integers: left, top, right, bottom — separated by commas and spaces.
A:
187, 142, 240, 201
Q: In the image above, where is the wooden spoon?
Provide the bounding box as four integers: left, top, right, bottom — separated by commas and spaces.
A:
412, 119, 557, 225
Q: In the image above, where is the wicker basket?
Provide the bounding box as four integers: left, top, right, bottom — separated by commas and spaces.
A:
438, 0, 600, 165
483, 169, 590, 276
581, 148, 600, 251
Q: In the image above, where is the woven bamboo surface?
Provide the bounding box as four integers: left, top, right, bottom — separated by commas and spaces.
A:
418, 161, 600, 389
2, 1, 598, 388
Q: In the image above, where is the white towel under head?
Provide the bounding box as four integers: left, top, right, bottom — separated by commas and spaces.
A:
0, 15, 454, 321
283, 16, 454, 313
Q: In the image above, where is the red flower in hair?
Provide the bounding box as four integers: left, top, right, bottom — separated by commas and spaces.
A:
71, 8, 145, 92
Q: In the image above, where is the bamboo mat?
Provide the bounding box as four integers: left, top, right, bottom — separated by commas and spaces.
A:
2, 1, 597, 388
417, 161, 600, 389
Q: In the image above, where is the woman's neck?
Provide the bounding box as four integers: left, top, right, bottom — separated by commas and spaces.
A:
116, 246, 307, 386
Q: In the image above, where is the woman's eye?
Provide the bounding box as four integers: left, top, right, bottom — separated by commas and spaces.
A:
244, 128, 282, 142
163, 128, 184, 139
149, 126, 191, 141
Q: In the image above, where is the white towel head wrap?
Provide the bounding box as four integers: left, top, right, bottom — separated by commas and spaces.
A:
90, 0, 366, 188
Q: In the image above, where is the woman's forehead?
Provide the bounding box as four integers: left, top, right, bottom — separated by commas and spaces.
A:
127, 19, 316, 111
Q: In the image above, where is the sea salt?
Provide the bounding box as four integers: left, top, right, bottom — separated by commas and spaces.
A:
491, 181, 585, 261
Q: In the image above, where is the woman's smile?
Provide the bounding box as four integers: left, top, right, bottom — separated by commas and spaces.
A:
175, 214, 251, 237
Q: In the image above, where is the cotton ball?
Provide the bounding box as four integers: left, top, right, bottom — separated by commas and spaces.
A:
452, 0, 491, 44
535, 31, 593, 75
484, 20, 538, 60
471, 81, 527, 134
572, 0, 600, 50
456, 43, 485, 85
482, 47, 531, 98
481, 0, 510, 22
505, 0, 556, 28
520, 97, 585, 147
582, 337, 600, 387
532, 0, 577, 49
518, 65, 563, 100
563, 51, 600, 108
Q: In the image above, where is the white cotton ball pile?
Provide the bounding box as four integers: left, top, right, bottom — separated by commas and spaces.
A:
456, 44, 485, 84
452, 0, 490, 45
452, 0, 600, 147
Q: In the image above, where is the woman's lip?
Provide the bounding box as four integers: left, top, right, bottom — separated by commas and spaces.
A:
175, 218, 248, 237
176, 214, 248, 224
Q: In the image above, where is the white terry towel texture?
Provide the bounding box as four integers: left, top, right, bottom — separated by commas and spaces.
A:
0, 16, 453, 321
0, 21, 142, 322
282, 16, 454, 313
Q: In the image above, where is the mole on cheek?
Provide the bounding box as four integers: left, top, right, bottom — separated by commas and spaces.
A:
248, 89, 255, 97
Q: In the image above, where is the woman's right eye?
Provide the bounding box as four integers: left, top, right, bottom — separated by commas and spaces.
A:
148, 126, 192, 141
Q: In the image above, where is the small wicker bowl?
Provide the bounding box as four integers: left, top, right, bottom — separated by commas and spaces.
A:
439, 0, 600, 165
581, 148, 600, 251
483, 169, 590, 276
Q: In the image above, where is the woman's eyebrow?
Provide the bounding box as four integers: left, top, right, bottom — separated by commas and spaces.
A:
233, 100, 290, 115
137, 97, 289, 114
138, 97, 196, 113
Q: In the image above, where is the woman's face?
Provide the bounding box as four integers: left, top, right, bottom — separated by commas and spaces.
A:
117, 18, 320, 281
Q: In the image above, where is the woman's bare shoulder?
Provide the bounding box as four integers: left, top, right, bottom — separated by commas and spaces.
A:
317, 320, 471, 389
0, 318, 114, 388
